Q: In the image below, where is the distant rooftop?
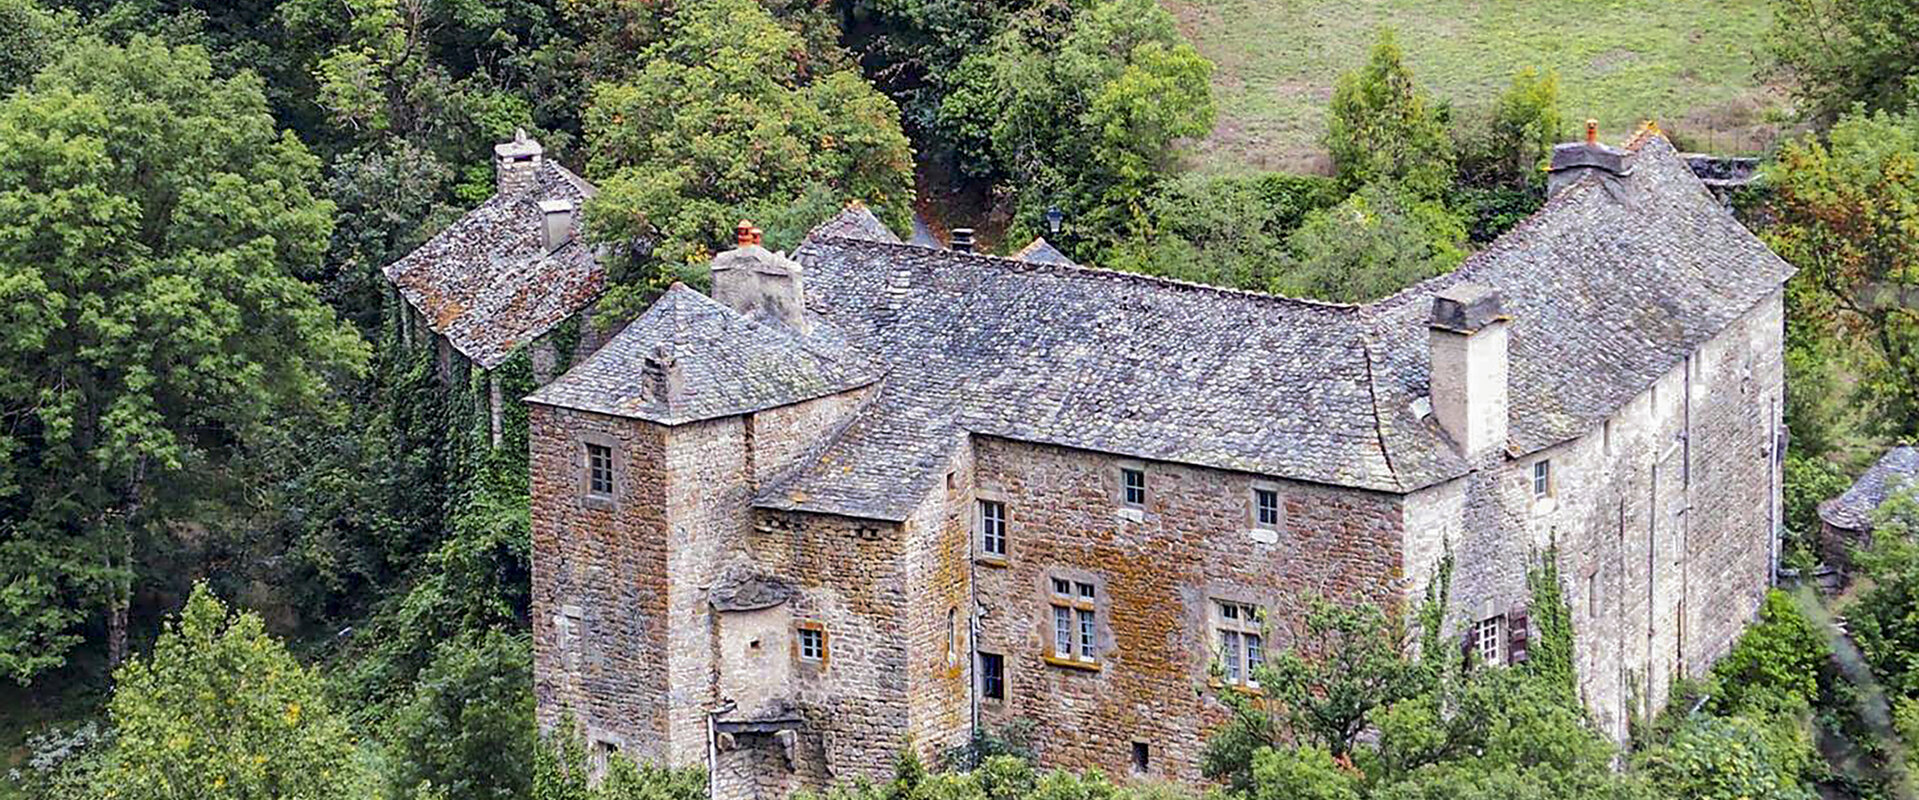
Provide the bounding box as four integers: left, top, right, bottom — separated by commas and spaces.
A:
1820, 446, 1919, 532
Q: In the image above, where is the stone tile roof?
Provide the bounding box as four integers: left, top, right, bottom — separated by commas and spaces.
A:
524, 284, 877, 424
382, 161, 604, 370
753, 136, 1793, 520
1013, 237, 1076, 266
807, 204, 900, 244
1819, 446, 1919, 531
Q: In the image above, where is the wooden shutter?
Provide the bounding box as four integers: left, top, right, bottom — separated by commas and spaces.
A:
1506, 606, 1530, 665
1461, 624, 1478, 665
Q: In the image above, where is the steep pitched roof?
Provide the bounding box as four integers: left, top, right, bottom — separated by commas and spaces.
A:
383, 161, 604, 369
1013, 237, 1077, 266
807, 204, 901, 244
751, 136, 1792, 520
1820, 446, 1919, 531
525, 284, 877, 424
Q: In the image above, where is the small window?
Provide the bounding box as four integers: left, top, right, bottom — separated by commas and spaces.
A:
1214, 600, 1263, 686
979, 652, 1005, 700
1474, 615, 1505, 665
590, 738, 618, 782
586, 443, 614, 496
1049, 577, 1099, 663
1131, 741, 1150, 773
1532, 460, 1552, 500
1121, 468, 1146, 507
979, 499, 1007, 558
798, 626, 825, 661
1254, 488, 1280, 528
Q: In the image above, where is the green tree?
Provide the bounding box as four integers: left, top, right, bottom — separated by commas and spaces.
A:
0, 34, 366, 682
384, 630, 535, 799
1278, 185, 1466, 303
1633, 714, 1816, 800
1706, 590, 1831, 716
1769, 0, 1919, 123
1846, 489, 1919, 695
102, 583, 372, 799
1325, 30, 1454, 198
1764, 110, 1919, 440
1454, 67, 1562, 190
1106, 171, 1341, 290
582, 0, 915, 314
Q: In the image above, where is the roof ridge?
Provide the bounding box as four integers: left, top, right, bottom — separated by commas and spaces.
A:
808, 234, 1366, 314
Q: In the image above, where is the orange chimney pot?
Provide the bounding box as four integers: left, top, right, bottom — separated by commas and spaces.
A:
736, 220, 754, 246
1585, 119, 1598, 145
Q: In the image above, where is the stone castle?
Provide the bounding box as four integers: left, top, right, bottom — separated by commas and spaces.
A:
387, 126, 1793, 797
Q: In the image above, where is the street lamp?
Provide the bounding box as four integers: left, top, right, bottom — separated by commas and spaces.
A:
1045, 206, 1063, 235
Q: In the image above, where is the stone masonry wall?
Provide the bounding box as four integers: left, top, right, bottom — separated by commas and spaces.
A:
969, 437, 1405, 783
1407, 289, 1785, 740
530, 404, 671, 756
902, 439, 976, 761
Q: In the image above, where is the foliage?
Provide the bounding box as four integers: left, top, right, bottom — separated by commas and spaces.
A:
801, 751, 1192, 800
1324, 30, 1454, 199
960, 0, 1215, 260
582, 0, 915, 317
383, 630, 534, 800
1245, 598, 1429, 757
6, 720, 111, 800
1768, 0, 1919, 123
1706, 590, 1832, 716
1763, 110, 1919, 440
1277, 185, 1466, 302
939, 718, 1037, 772
1782, 454, 1851, 568
1246, 746, 1359, 800
1846, 489, 1919, 696
1454, 67, 1562, 190
101, 583, 372, 799
1104, 171, 1342, 290
1519, 548, 1576, 703
1632, 714, 1817, 800
533, 721, 708, 800
0, 33, 367, 682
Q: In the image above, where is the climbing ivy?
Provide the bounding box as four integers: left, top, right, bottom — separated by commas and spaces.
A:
1523, 542, 1579, 705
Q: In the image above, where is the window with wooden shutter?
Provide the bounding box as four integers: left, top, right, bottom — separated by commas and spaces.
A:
1506, 606, 1530, 665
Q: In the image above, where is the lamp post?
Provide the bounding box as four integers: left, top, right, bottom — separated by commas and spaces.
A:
1045, 206, 1063, 236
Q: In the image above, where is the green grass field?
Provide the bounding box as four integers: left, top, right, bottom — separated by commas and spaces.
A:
1166, 0, 1790, 173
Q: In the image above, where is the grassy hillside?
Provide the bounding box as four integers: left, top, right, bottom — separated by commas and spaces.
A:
1168, 0, 1789, 172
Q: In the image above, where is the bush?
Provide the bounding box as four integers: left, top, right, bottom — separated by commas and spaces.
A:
1633, 714, 1817, 800
1707, 590, 1832, 716
384, 630, 536, 799
1278, 185, 1467, 302
1783, 455, 1852, 568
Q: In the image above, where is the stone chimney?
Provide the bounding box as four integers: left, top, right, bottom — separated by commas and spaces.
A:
494, 128, 544, 197
1547, 120, 1630, 197
950, 228, 975, 253
1428, 283, 1509, 461
709, 220, 807, 332
539, 199, 575, 252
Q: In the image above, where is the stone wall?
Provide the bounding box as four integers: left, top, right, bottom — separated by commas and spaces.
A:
530, 404, 672, 757
1408, 288, 1785, 740
968, 437, 1406, 783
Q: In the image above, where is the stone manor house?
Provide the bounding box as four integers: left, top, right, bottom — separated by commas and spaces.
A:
509, 128, 1792, 796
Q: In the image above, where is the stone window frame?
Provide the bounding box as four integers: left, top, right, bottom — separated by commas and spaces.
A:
1131, 741, 1151, 775
1248, 481, 1283, 541
795, 620, 829, 667
978, 650, 1006, 702
1043, 571, 1104, 670
1114, 460, 1148, 522
576, 431, 622, 510
1212, 598, 1265, 687
976, 490, 1009, 564
1531, 459, 1554, 502
554, 603, 585, 672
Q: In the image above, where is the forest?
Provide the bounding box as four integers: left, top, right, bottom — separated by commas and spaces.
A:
1, 0, 1918, 798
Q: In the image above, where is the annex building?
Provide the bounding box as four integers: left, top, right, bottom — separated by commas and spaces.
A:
524, 130, 1793, 797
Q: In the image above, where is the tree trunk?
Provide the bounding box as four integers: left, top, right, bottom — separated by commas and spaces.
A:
107, 457, 146, 669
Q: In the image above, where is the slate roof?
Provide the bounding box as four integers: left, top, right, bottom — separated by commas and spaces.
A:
383, 161, 604, 370
524, 284, 877, 424
1819, 446, 1919, 531
807, 204, 901, 244
531, 135, 1794, 522
1013, 237, 1077, 266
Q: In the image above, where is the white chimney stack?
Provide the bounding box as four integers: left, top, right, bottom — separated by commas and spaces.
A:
540, 199, 575, 252
1428, 283, 1510, 462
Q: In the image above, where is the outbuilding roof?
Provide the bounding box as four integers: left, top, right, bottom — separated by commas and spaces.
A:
383, 160, 603, 369
1819, 446, 1919, 532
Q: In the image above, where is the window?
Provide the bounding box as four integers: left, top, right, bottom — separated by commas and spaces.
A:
1254, 488, 1280, 529
1214, 601, 1263, 686
979, 652, 1005, 700
586, 443, 614, 496
1121, 468, 1146, 507
978, 499, 1007, 558
1049, 578, 1099, 663
1131, 742, 1150, 773
798, 626, 825, 661
1531, 460, 1552, 500
1474, 615, 1505, 664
